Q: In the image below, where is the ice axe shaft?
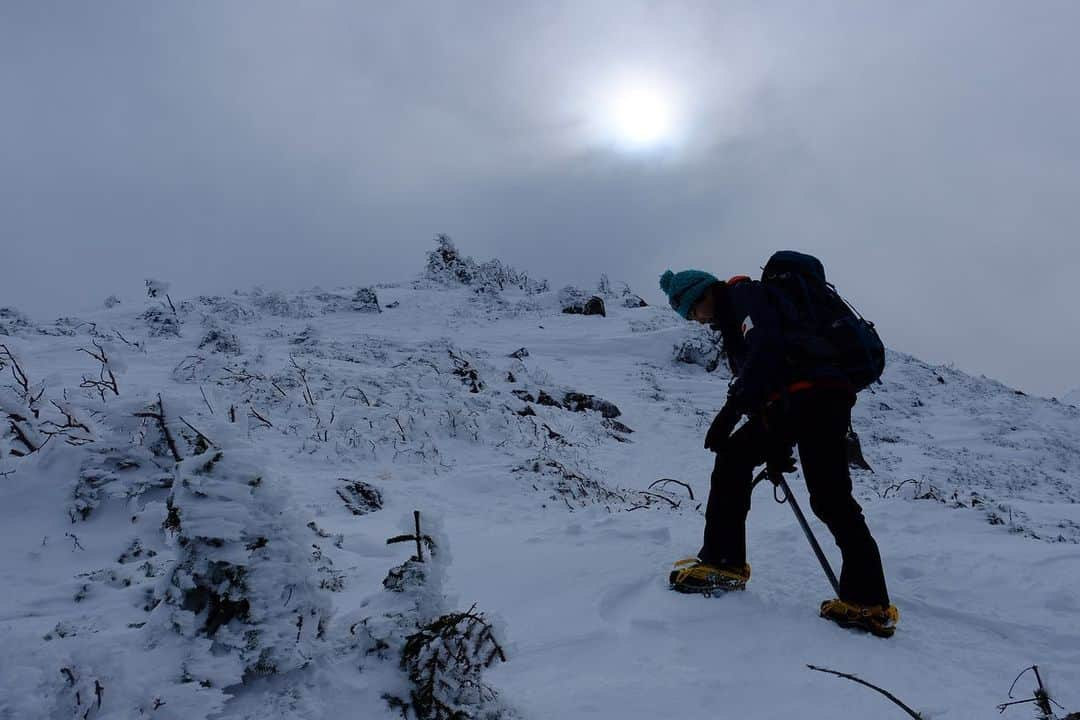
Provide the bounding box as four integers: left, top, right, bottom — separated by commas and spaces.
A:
755, 467, 841, 596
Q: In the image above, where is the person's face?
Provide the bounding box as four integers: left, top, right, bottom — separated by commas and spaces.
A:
689, 294, 713, 324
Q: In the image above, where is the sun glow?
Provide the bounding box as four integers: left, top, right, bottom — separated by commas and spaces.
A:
589, 74, 684, 153
611, 88, 674, 147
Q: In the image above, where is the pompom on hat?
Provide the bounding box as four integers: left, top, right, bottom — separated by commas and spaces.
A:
659, 269, 719, 319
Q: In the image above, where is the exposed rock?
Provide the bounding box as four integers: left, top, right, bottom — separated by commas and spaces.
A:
563, 392, 621, 419
337, 480, 383, 516
536, 390, 561, 408
449, 351, 483, 393
559, 286, 606, 317
509, 347, 529, 359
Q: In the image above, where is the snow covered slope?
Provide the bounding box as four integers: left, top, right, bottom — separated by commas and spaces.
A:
2, 247, 1078, 719
1065, 387, 1080, 407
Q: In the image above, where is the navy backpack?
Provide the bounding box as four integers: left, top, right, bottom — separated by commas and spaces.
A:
761, 251, 885, 392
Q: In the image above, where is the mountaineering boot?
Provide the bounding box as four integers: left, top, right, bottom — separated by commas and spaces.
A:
669, 558, 750, 596
819, 598, 899, 638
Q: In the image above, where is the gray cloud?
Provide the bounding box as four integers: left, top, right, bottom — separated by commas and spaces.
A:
2, 1, 1079, 396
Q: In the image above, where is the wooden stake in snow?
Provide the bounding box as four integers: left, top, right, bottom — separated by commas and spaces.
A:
386, 510, 434, 563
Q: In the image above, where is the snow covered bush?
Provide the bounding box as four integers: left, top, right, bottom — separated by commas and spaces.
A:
399, 606, 509, 720
674, 324, 723, 372
353, 287, 382, 312
512, 456, 628, 509
250, 288, 315, 318
141, 306, 182, 338
151, 441, 330, 684
359, 513, 514, 720
424, 234, 547, 295
197, 296, 258, 325
0, 307, 35, 336
73, 436, 171, 522
597, 274, 647, 308
558, 286, 606, 317
198, 325, 242, 355
0, 342, 62, 459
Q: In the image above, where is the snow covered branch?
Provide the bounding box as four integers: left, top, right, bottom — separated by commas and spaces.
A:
78, 340, 120, 401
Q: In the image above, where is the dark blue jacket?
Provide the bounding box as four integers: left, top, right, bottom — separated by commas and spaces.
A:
709, 278, 849, 415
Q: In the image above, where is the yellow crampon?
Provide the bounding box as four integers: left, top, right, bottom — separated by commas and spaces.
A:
669, 558, 751, 594
819, 598, 900, 638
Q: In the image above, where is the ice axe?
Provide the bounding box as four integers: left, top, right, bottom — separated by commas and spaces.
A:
753, 466, 841, 596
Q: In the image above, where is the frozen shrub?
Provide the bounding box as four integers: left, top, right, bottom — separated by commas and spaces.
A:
198, 326, 241, 355
424, 235, 547, 294
597, 274, 647, 308
141, 307, 181, 338
145, 279, 171, 299
426, 234, 474, 285
251, 289, 315, 319
364, 513, 513, 720
559, 286, 606, 317
400, 607, 509, 720
197, 296, 258, 325
0, 307, 34, 336
513, 456, 627, 508
353, 287, 382, 313
674, 325, 722, 372
558, 285, 586, 309
152, 444, 329, 684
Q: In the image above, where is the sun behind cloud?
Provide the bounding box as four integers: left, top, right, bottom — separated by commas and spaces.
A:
611, 87, 675, 148
582, 72, 685, 154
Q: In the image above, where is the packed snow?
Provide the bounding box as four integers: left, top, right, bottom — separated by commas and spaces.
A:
1, 240, 1078, 719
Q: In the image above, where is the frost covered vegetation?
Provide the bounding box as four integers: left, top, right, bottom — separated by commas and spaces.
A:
2, 237, 1079, 718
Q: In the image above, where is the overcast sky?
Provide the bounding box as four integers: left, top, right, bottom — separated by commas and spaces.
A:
2, 1, 1078, 397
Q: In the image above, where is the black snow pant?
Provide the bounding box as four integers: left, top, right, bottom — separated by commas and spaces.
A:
698, 388, 890, 607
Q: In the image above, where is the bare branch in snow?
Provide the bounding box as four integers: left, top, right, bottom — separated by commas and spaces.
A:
807, 664, 923, 719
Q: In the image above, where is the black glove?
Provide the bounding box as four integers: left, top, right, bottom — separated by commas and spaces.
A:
766, 443, 797, 476
704, 402, 741, 453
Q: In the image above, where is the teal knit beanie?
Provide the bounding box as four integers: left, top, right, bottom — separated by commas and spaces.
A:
659, 269, 719, 319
